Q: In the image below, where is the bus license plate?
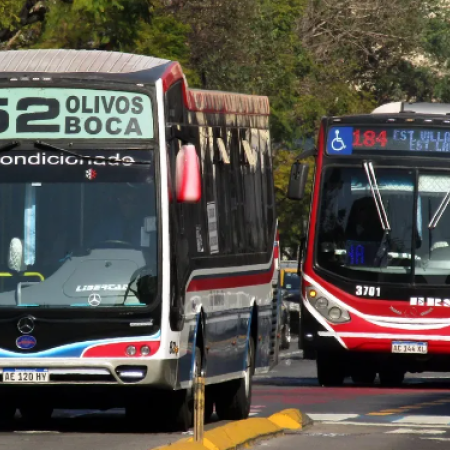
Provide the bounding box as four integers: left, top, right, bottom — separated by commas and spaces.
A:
392, 342, 428, 354
3, 368, 49, 383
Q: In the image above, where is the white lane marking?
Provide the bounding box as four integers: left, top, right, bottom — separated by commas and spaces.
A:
318, 421, 450, 429
394, 416, 450, 425
249, 413, 258, 416
307, 414, 360, 422
421, 438, 450, 441
307, 432, 348, 437
386, 428, 446, 434
413, 376, 450, 379
14, 431, 60, 434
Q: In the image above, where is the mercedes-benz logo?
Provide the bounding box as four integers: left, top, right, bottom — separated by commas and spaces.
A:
88, 293, 101, 307
17, 316, 35, 335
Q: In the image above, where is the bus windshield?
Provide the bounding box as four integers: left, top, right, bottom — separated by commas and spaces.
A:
317, 166, 450, 284
0, 148, 158, 308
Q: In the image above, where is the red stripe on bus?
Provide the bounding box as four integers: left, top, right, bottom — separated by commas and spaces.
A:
187, 262, 275, 292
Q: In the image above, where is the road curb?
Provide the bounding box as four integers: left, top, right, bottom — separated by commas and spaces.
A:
151, 408, 310, 450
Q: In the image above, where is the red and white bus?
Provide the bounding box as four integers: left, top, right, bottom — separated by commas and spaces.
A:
289, 102, 450, 386
0, 49, 279, 429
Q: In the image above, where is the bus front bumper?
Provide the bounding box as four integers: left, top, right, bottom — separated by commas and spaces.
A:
0, 357, 178, 387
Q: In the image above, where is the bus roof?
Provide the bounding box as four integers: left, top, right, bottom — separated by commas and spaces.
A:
372, 102, 450, 115
0, 49, 170, 74
0, 49, 270, 116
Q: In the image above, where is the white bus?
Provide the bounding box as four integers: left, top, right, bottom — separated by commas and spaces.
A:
0, 49, 279, 430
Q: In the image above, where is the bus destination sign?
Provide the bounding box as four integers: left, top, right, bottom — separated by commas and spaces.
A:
0, 88, 153, 140
326, 126, 450, 155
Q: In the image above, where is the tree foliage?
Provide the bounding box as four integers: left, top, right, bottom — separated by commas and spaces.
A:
1, 0, 450, 255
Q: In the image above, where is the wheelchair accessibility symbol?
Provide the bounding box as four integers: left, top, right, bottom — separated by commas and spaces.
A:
327, 127, 353, 155
331, 130, 346, 152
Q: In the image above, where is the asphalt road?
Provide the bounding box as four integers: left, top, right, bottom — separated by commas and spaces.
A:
5, 338, 450, 450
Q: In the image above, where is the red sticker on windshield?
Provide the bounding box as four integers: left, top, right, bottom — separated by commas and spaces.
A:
85, 169, 97, 180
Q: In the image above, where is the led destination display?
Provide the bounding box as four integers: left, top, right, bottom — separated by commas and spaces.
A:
327, 126, 450, 155
0, 88, 153, 139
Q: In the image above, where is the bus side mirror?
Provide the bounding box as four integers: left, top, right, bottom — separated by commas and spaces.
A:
176, 144, 202, 203
287, 162, 309, 200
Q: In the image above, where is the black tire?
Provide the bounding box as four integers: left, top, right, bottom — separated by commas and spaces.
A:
163, 347, 201, 432
167, 389, 192, 432
379, 369, 405, 387
125, 347, 201, 432
316, 352, 345, 386
125, 396, 168, 431
19, 405, 53, 425
0, 404, 16, 428
215, 336, 255, 420
351, 370, 376, 384
205, 387, 214, 423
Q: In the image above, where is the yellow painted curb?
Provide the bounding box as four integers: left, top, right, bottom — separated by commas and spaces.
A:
268, 408, 303, 430
152, 408, 308, 450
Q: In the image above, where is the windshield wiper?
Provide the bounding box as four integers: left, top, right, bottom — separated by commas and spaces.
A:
363, 162, 391, 266
363, 162, 391, 231
34, 141, 152, 165
122, 267, 158, 306
428, 191, 450, 230
0, 141, 20, 153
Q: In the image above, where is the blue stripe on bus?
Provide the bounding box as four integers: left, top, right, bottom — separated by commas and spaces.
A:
0, 330, 161, 358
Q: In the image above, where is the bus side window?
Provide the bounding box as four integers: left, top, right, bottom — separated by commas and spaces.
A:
261, 129, 275, 251
240, 128, 261, 251
214, 127, 232, 254
231, 129, 246, 253
165, 81, 184, 125
202, 126, 219, 254
251, 128, 266, 251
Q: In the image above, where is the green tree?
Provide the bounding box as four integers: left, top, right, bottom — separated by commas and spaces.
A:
2, 0, 450, 250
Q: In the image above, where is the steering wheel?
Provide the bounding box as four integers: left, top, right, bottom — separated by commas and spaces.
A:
91, 240, 135, 248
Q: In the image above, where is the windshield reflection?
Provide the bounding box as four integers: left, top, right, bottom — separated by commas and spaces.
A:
0, 175, 158, 308
317, 167, 450, 285
316, 167, 415, 283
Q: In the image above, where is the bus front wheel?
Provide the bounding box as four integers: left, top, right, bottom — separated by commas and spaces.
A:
215, 336, 255, 420
379, 369, 405, 386
351, 368, 377, 384
316, 352, 345, 386
19, 405, 53, 425
167, 346, 202, 431
0, 404, 16, 427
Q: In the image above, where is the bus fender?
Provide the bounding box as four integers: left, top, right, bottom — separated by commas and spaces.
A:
243, 305, 257, 370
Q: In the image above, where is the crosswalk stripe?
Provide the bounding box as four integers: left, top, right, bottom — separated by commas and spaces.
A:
307, 414, 359, 421
306, 413, 450, 427
393, 416, 450, 425
386, 428, 445, 434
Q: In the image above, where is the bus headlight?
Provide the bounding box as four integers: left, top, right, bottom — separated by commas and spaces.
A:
306, 288, 351, 324
328, 307, 342, 320
126, 345, 137, 356
315, 297, 328, 309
